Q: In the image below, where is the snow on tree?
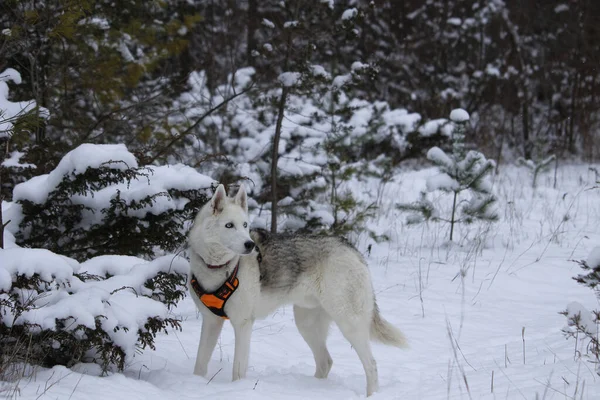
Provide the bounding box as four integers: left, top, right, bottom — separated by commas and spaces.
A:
561, 246, 600, 374
0, 68, 48, 139
516, 155, 557, 188
6, 143, 214, 260
397, 109, 498, 241
1, 67, 49, 249
1, 143, 213, 372
0, 248, 188, 372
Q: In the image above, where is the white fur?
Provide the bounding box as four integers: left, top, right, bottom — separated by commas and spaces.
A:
188, 184, 406, 397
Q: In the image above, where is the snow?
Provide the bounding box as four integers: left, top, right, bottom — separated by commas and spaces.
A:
278, 72, 302, 87
350, 61, 367, 71
426, 172, 458, 192
341, 8, 358, 20
427, 146, 454, 170
13, 143, 138, 204
0, 68, 49, 138
418, 118, 452, 137
320, 0, 334, 9
565, 301, 597, 336
283, 21, 299, 28
262, 18, 275, 29
554, 4, 569, 13
309, 64, 330, 79
449, 108, 470, 122
485, 64, 501, 77
0, 248, 79, 285
78, 17, 110, 30
332, 73, 351, 88
1, 68, 21, 84
588, 246, 600, 268
2, 163, 600, 398
6, 144, 215, 236
118, 41, 135, 63
1, 151, 36, 168
0, 247, 188, 354
447, 17, 462, 26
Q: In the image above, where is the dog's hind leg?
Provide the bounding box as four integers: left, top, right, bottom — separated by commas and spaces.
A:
293, 305, 333, 379
194, 315, 224, 377
335, 319, 379, 396
231, 319, 254, 381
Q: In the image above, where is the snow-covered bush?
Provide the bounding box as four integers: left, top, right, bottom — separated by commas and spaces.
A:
1, 68, 48, 249
0, 68, 48, 140
7, 143, 214, 261
173, 66, 451, 236
561, 247, 600, 374
0, 143, 214, 374
397, 109, 498, 241
0, 249, 188, 373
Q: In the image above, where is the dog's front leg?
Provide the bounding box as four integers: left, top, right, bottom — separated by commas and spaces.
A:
194, 315, 224, 377
231, 319, 254, 381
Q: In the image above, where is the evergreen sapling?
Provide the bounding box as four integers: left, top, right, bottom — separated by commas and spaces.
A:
516, 155, 556, 188
397, 109, 498, 241
561, 247, 600, 373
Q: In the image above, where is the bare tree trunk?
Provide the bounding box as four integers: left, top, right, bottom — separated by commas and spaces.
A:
270, 87, 288, 233
449, 191, 458, 242
269, 19, 294, 234
522, 94, 530, 159
568, 72, 579, 154
247, 0, 258, 66
0, 139, 8, 249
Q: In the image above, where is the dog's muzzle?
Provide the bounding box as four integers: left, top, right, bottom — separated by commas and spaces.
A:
243, 240, 255, 253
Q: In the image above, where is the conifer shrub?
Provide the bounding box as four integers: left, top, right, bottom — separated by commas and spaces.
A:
561, 247, 600, 374
396, 109, 498, 241
0, 250, 188, 374
1, 143, 214, 375
11, 144, 213, 261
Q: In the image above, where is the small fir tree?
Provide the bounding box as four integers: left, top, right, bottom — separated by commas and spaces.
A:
397, 109, 498, 241
13, 145, 211, 261
516, 155, 556, 188
1, 143, 208, 374
561, 247, 600, 374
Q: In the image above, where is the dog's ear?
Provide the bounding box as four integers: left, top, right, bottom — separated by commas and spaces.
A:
250, 228, 270, 245
234, 184, 248, 213
211, 184, 227, 214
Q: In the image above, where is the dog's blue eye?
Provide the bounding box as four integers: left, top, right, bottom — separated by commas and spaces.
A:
225, 222, 234, 228
243, 222, 248, 228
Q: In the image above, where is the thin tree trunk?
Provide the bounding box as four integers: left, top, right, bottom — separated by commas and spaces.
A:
522, 94, 530, 159
269, 18, 294, 234
270, 87, 288, 233
0, 140, 8, 249
246, 0, 258, 66
449, 191, 458, 241
568, 72, 578, 153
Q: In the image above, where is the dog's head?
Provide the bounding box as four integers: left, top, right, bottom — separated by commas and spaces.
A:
189, 184, 255, 262
249, 228, 271, 253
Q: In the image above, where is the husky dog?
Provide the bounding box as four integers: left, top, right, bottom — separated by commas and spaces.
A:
188, 184, 407, 396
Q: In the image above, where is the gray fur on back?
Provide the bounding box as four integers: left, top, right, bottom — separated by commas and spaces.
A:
250, 229, 365, 292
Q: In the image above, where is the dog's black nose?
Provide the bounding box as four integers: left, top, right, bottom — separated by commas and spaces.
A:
244, 241, 255, 251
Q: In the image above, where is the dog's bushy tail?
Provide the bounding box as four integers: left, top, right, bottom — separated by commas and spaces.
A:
371, 302, 408, 348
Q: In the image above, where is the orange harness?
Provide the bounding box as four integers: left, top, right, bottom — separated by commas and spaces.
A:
190, 262, 239, 319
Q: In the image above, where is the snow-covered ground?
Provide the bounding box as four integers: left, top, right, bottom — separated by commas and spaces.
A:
2, 163, 600, 399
